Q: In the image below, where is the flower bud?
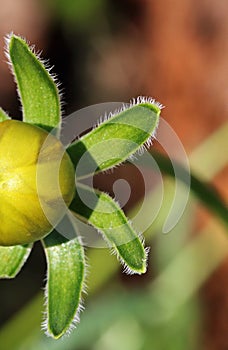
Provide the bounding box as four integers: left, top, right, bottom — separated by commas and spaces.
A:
0, 120, 75, 246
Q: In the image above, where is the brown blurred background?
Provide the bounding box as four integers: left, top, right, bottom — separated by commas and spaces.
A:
0, 0, 227, 349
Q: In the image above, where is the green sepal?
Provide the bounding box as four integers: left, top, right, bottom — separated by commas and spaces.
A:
0, 108, 10, 122
70, 184, 147, 274
42, 229, 85, 339
8, 34, 61, 134
67, 101, 160, 178
0, 244, 32, 278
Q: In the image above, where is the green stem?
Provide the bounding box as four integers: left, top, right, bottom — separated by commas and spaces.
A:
149, 152, 228, 227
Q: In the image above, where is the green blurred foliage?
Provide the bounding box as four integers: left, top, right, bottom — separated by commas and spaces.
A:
46, 0, 106, 26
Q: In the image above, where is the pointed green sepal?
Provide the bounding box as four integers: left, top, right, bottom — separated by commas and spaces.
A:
0, 244, 32, 278
71, 184, 147, 274
67, 98, 161, 178
42, 229, 85, 339
7, 34, 61, 133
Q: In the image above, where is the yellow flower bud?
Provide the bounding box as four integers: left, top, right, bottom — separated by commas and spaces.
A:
0, 120, 75, 246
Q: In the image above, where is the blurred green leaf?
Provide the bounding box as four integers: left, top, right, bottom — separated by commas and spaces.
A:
148, 220, 228, 325
46, 0, 105, 25
71, 184, 147, 274
190, 122, 228, 181
42, 230, 85, 339
150, 152, 228, 228
0, 108, 10, 122
0, 244, 32, 278
67, 102, 160, 178
8, 35, 61, 133
0, 294, 43, 350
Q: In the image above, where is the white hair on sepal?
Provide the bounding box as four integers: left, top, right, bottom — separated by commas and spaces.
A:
146, 135, 154, 148
128, 132, 156, 160
75, 189, 149, 274
108, 246, 136, 276
128, 153, 138, 162
77, 234, 89, 296
4, 33, 13, 66
4, 33, 21, 102
92, 96, 158, 129
139, 234, 150, 270
108, 226, 149, 275
76, 210, 148, 276
91, 97, 163, 157
95, 163, 118, 177
4, 32, 64, 125
106, 166, 116, 174
41, 270, 49, 334
120, 254, 148, 276
42, 287, 85, 339
94, 110, 113, 129
42, 235, 87, 338
4, 32, 57, 85
130, 96, 164, 110
123, 262, 136, 275
137, 144, 147, 156
42, 300, 85, 339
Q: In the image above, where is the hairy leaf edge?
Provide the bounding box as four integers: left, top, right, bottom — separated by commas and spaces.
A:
41, 234, 88, 339
4, 33, 64, 133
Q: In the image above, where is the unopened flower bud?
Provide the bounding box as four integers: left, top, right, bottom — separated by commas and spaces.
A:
0, 120, 75, 246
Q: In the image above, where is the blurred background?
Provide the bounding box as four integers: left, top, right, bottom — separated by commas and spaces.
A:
0, 0, 227, 349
